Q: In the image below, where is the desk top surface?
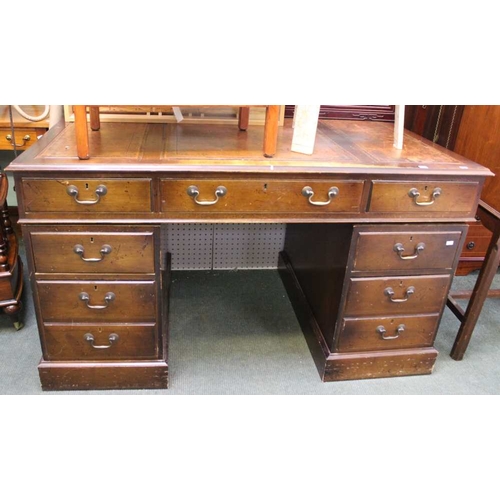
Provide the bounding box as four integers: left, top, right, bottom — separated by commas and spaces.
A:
8, 118, 493, 177
0, 106, 50, 128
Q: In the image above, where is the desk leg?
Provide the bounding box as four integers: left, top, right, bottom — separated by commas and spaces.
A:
451, 229, 500, 360
263, 105, 280, 157
74, 105, 89, 160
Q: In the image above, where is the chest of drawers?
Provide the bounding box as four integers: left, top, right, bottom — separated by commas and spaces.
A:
6, 119, 492, 390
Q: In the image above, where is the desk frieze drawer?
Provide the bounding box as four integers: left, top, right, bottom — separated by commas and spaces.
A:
352, 226, 466, 272
0, 127, 38, 151
338, 314, 440, 352
344, 274, 451, 316
160, 179, 364, 213
43, 324, 158, 361
30, 230, 155, 274
368, 181, 480, 216
36, 281, 157, 323
22, 178, 152, 213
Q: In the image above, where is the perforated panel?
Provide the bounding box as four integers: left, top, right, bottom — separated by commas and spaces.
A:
162, 223, 286, 270
213, 223, 286, 270
163, 224, 213, 270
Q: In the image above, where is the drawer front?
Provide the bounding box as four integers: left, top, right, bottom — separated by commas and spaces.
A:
22, 178, 152, 213
461, 222, 491, 257
369, 181, 480, 215
353, 228, 465, 272
37, 281, 156, 322
31, 231, 155, 274
338, 314, 439, 352
0, 128, 38, 151
160, 179, 364, 213
344, 275, 451, 316
43, 324, 158, 361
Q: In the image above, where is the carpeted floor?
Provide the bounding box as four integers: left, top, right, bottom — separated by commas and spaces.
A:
1, 241, 499, 395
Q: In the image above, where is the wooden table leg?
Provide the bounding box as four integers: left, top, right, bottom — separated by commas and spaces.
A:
263, 105, 280, 158
238, 107, 250, 131
74, 105, 89, 160
450, 202, 500, 360
90, 106, 100, 131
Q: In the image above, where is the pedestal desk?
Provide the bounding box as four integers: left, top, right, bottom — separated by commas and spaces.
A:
6, 119, 492, 390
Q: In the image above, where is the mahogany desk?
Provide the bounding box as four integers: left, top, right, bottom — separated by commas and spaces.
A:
6, 119, 492, 390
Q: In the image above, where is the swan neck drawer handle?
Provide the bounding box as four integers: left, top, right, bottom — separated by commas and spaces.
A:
73, 244, 112, 262
187, 185, 227, 205
6, 134, 31, 147
393, 242, 425, 260
408, 187, 442, 206
66, 184, 108, 205
79, 291, 116, 309
302, 186, 339, 206
384, 286, 415, 303
83, 333, 119, 349
376, 324, 406, 340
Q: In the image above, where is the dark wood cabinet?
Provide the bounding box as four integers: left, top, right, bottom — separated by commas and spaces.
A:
285, 105, 395, 122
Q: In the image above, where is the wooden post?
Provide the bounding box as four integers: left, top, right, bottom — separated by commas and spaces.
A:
89, 106, 100, 131
393, 105, 405, 149
238, 106, 250, 131
263, 105, 280, 158
74, 105, 89, 160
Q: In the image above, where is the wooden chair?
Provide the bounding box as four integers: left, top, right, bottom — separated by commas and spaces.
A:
0, 173, 24, 330
447, 200, 500, 359
73, 105, 281, 159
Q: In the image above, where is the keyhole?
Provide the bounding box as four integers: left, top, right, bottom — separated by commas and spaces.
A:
85, 183, 89, 190
263, 183, 268, 191
90, 237, 94, 244
94, 285, 98, 291
424, 185, 428, 191
410, 236, 413, 241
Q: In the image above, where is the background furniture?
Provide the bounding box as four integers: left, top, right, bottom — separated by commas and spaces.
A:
0, 105, 49, 153
73, 105, 281, 159
0, 173, 23, 329
7, 118, 491, 390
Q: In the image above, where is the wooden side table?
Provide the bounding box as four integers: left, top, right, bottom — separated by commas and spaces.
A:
0, 173, 24, 330
73, 105, 281, 159
447, 200, 500, 359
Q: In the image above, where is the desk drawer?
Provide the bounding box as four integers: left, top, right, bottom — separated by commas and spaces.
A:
22, 178, 152, 213
352, 227, 465, 272
31, 230, 155, 274
338, 314, 439, 352
37, 281, 156, 322
0, 128, 38, 151
344, 275, 451, 316
43, 324, 158, 361
160, 179, 364, 213
369, 181, 480, 215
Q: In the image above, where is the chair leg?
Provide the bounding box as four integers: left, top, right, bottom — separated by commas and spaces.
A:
74, 105, 90, 160
450, 229, 500, 360
90, 106, 100, 131
238, 107, 250, 131
263, 105, 280, 158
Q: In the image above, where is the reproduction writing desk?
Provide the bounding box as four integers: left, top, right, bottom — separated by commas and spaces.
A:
6, 119, 492, 390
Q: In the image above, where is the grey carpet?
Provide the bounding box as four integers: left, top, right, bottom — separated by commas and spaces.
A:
1, 242, 499, 394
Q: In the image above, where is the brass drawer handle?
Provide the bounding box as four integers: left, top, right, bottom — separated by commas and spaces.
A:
5, 134, 31, 147
66, 184, 108, 205
393, 242, 425, 260
73, 243, 112, 262
384, 286, 415, 303
79, 291, 115, 309
408, 187, 442, 206
83, 333, 119, 349
376, 324, 405, 340
187, 185, 227, 205
302, 186, 339, 206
